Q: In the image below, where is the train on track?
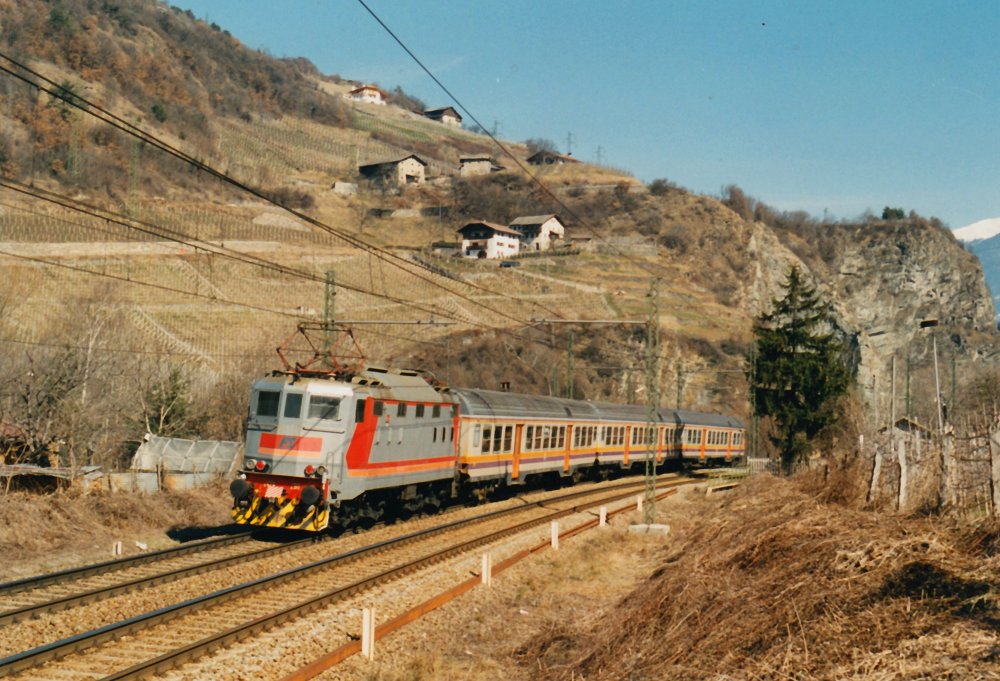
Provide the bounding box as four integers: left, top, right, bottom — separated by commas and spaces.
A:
229, 359, 746, 532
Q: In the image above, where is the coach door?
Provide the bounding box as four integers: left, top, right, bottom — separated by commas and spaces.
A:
563, 424, 572, 473
512, 423, 523, 480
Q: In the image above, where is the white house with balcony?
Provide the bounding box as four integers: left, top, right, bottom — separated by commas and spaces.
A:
347, 84, 386, 106
457, 221, 521, 259
509, 214, 565, 251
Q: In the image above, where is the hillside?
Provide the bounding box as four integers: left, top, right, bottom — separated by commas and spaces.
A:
0, 0, 997, 469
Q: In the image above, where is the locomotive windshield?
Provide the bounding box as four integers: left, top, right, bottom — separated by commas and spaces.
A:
308, 396, 341, 420
256, 390, 280, 417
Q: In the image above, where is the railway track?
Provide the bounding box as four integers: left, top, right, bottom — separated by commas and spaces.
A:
0, 475, 688, 679
0, 531, 322, 626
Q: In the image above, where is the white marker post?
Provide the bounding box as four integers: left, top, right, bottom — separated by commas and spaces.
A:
362, 607, 375, 660
550, 521, 559, 550
599, 506, 607, 527
481, 553, 493, 587
112, 541, 123, 556
636, 494, 643, 512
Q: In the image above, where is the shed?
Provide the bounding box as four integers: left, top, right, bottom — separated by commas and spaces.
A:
459, 155, 502, 177
358, 154, 427, 188
457, 221, 521, 260
424, 106, 463, 127
509, 214, 566, 251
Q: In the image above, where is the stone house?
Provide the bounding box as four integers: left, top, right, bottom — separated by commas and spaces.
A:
526, 150, 580, 166
424, 106, 463, 127
509, 214, 566, 251
358, 155, 427, 188
457, 221, 521, 260
347, 84, 386, 106
459, 155, 501, 177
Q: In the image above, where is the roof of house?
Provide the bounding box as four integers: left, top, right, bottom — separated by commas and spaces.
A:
457, 221, 520, 237
526, 150, 580, 164
460, 154, 493, 162
349, 84, 383, 95
424, 106, 462, 120
510, 214, 562, 227
358, 154, 428, 171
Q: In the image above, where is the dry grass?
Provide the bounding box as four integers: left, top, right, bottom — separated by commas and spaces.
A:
0, 483, 232, 579
525, 475, 1000, 681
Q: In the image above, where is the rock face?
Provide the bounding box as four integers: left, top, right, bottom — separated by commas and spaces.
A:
759, 220, 998, 418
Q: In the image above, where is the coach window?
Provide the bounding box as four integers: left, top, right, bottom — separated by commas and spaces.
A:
473, 425, 482, 448
308, 395, 341, 420
482, 426, 493, 453
493, 427, 503, 453
503, 426, 513, 452
255, 390, 280, 418
283, 393, 303, 419
534, 427, 543, 450
416, 404, 425, 418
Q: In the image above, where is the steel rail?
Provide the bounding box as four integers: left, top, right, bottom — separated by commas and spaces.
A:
0, 531, 253, 596
101, 479, 688, 681
282, 486, 682, 680
0, 535, 321, 625
0, 476, 680, 677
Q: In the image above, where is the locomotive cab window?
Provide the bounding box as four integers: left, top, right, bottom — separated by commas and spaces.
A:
283, 393, 303, 419
255, 390, 280, 418
355, 399, 366, 423
308, 395, 341, 420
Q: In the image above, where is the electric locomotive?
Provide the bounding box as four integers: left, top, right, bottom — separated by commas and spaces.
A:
229, 363, 746, 532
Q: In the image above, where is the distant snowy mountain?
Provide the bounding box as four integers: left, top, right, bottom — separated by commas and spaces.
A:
955, 218, 1000, 320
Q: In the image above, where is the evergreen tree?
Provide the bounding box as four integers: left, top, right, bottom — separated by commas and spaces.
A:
749, 266, 852, 471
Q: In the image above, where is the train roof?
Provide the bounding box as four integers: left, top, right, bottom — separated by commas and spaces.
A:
453, 388, 744, 429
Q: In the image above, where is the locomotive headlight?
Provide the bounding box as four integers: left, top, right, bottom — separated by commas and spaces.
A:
316, 466, 327, 478
244, 459, 256, 471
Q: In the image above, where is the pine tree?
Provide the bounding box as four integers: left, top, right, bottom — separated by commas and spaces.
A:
749, 266, 852, 471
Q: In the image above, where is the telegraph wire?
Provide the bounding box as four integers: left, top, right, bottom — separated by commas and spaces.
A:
0, 52, 563, 328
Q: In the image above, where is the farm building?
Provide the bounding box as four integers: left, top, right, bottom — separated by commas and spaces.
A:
424, 106, 463, 127
457, 221, 521, 260
347, 84, 386, 106
459, 155, 501, 177
526, 150, 580, 166
509, 214, 566, 251
358, 154, 427, 188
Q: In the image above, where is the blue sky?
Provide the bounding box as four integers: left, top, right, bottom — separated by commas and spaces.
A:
171, 0, 1000, 229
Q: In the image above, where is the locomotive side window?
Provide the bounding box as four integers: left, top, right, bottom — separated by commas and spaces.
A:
308, 396, 341, 420
256, 391, 280, 417
355, 399, 366, 423
284, 393, 303, 419
433, 405, 441, 418
397, 403, 407, 417
373, 401, 384, 417
416, 404, 425, 418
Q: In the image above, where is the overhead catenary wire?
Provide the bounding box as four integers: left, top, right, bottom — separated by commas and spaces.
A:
0, 52, 564, 329
0, 180, 498, 328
